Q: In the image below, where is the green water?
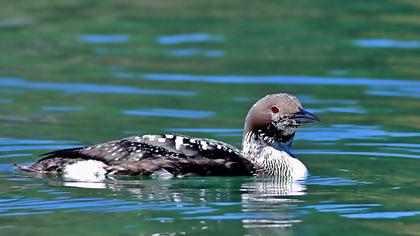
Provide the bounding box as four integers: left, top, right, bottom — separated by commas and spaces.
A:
0, 1, 419, 235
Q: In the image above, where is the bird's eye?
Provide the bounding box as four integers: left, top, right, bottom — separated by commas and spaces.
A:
271, 106, 279, 113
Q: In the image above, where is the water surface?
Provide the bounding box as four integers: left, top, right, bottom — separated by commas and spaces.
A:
0, 1, 419, 235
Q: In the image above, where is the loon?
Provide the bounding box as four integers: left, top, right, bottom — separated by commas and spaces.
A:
16, 93, 319, 179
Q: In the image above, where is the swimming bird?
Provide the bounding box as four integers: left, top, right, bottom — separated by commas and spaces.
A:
16, 93, 319, 179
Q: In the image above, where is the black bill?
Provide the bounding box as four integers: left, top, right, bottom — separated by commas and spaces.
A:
290, 109, 320, 124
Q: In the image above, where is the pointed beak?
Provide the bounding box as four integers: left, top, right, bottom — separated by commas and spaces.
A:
290, 109, 320, 124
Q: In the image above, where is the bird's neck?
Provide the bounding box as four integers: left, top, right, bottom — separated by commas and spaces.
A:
242, 131, 307, 178
242, 130, 294, 155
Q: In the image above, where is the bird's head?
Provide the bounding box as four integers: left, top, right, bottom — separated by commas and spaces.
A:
244, 93, 320, 141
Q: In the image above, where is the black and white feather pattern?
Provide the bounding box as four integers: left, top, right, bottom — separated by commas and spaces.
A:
16, 93, 316, 178
18, 134, 254, 177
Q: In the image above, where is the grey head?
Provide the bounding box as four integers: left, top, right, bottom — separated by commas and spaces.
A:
244, 93, 320, 145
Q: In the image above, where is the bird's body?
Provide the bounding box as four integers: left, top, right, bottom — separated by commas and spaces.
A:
16, 93, 319, 180
22, 134, 254, 178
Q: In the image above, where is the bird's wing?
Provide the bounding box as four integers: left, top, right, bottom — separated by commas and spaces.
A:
33, 134, 253, 176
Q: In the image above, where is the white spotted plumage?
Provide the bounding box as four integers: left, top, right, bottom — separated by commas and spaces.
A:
174, 136, 184, 150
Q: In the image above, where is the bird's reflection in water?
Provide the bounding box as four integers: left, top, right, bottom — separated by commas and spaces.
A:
58, 175, 306, 198
240, 177, 305, 232
242, 176, 306, 199
55, 176, 306, 232
63, 181, 107, 189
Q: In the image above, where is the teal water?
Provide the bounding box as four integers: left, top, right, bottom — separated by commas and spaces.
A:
0, 1, 419, 235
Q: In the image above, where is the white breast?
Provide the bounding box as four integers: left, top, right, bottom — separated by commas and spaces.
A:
257, 147, 309, 179
288, 155, 309, 179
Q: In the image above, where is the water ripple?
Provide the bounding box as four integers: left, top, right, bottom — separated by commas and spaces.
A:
298, 95, 358, 105
295, 150, 420, 159
140, 73, 420, 87
123, 108, 214, 119
0, 138, 77, 145
0, 145, 79, 152
0, 77, 196, 96
181, 212, 283, 220
309, 107, 366, 114
79, 34, 130, 44
167, 128, 242, 133
136, 74, 420, 99
298, 124, 420, 141
304, 176, 371, 186
42, 106, 83, 111
0, 194, 221, 217
304, 203, 381, 213
157, 33, 224, 44
166, 125, 420, 141
167, 49, 224, 58
0, 18, 34, 28
342, 211, 420, 219
354, 39, 420, 49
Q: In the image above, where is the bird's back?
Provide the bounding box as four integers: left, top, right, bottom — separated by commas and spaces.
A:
17, 134, 255, 177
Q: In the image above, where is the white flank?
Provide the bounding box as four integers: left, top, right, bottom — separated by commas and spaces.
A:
63, 160, 107, 182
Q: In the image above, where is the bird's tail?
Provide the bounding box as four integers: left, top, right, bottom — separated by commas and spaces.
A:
38, 147, 85, 161
14, 147, 85, 173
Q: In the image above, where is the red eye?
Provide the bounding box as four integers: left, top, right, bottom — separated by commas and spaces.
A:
271, 106, 279, 113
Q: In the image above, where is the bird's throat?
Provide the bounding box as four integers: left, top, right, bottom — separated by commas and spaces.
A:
242, 131, 304, 177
